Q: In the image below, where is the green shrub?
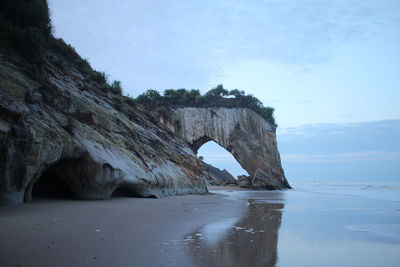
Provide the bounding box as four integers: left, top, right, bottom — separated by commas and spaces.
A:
110, 80, 122, 95
155, 106, 168, 116
136, 89, 162, 108
49, 38, 82, 63
0, 0, 52, 58
112, 96, 123, 111
0, 0, 127, 98
125, 97, 137, 107
134, 85, 277, 126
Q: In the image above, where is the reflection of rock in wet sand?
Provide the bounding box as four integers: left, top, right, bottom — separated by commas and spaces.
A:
184, 196, 284, 267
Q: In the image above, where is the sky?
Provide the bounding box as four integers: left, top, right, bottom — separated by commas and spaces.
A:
277, 119, 400, 183
49, 0, 400, 128
198, 120, 400, 182
48, 0, 400, 183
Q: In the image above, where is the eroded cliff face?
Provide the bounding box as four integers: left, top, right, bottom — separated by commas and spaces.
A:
0, 50, 207, 206
168, 107, 291, 189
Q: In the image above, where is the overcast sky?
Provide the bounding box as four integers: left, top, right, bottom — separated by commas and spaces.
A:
198, 119, 400, 182
49, 0, 400, 128
48, 1, 400, 182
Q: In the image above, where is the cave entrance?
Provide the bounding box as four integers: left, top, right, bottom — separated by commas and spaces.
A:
31, 159, 78, 200
197, 141, 249, 185
32, 171, 75, 200
111, 187, 141, 198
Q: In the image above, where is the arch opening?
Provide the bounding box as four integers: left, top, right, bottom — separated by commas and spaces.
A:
191, 136, 212, 154
31, 160, 77, 200
197, 141, 249, 184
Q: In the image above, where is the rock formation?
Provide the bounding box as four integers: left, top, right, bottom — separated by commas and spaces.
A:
201, 160, 236, 186
0, 49, 207, 206
0, 51, 289, 206
166, 107, 291, 189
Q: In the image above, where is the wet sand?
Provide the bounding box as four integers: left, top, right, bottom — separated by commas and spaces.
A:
0, 193, 246, 267
1, 185, 400, 267
207, 185, 250, 191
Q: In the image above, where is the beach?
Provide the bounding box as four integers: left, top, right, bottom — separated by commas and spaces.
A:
1, 184, 399, 267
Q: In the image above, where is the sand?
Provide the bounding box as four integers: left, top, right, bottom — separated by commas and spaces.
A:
0, 193, 245, 267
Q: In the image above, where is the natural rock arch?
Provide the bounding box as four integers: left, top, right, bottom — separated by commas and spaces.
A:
169, 107, 291, 189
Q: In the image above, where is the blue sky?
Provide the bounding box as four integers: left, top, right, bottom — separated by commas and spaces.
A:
48, 0, 400, 182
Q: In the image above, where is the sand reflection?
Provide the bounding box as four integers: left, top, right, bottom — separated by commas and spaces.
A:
183, 192, 284, 267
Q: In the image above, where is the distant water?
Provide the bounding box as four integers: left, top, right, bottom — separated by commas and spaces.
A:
292, 180, 400, 202
181, 183, 400, 267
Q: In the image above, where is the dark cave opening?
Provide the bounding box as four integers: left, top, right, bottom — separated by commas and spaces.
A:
111, 187, 142, 198
31, 165, 75, 200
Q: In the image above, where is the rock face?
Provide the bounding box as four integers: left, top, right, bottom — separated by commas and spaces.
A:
0, 46, 290, 206
169, 107, 291, 189
201, 161, 236, 186
0, 50, 207, 206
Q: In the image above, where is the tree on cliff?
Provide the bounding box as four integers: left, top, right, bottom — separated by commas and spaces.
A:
135, 85, 277, 126
0, 0, 52, 58
0, 0, 124, 95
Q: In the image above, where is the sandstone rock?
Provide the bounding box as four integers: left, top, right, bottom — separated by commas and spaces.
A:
224, 179, 239, 186
237, 175, 251, 187
201, 160, 235, 186
169, 107, 291, 189
0, 46, 290, 206
0, 51, 208, 206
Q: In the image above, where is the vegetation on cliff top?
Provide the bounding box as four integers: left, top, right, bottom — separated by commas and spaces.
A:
134, 86, 276, 126
0, 0, 51, 58
0, 0, 122, 95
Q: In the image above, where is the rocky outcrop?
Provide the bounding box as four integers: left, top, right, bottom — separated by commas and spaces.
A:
0, 50, 207, 206
201, 161, 236, 186
167, 107, 291, 189
0, 45, 290, 205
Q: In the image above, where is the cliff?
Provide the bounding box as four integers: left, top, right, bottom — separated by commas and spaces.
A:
0, 48, 208, 206
165, 107, 291, 189
0, 44, 290, 206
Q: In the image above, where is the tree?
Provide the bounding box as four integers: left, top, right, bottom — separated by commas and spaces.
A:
206, 84, 229, 97
110, 80, 122, 95
0, 0, 52, 58
134, 85, 276, 126
228, 89, 245, 97
136, 89, 162, 108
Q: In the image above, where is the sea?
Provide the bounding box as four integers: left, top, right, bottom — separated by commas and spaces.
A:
182, 181, 400, 267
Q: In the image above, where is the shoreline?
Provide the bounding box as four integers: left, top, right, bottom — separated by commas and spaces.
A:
207, 185, 252, 191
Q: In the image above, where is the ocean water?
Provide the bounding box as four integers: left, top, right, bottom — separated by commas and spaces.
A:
183, 182, 400, 267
